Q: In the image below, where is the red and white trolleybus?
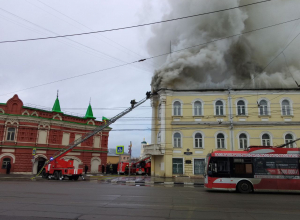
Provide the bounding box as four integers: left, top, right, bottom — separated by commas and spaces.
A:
204, 140, 300, 193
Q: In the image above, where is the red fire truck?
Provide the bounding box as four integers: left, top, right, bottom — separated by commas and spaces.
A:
35, 92, 154, 180
135, 157, 151, 175
204, 139, 300, 193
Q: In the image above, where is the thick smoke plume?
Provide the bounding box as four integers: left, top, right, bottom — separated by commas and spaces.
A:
148, 0, 300, 90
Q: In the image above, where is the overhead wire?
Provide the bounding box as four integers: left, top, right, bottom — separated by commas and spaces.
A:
0, 0, 272, 44
1, 16, 299, 98
0, 7, 152, 74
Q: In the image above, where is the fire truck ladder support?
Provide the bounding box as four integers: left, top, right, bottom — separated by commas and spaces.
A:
32, 92, 153, 179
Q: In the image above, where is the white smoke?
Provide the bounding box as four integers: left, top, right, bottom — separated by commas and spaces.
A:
146, 0, 300, 90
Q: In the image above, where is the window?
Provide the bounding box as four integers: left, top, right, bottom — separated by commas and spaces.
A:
172, 158, 183, 174
173, 101, 181, 116
194, 133, 203, 148
173, 132, 181, 148
158, 104, 161, 120
157, 131, 161, 144
237, 100, 246, 115
194, 101, 202, 116
217, 133, 225, 149
259, 100, 268, 115
285, 134, 294, 148
262, 133, 271, 146
6, 128, 15, 141
282, 100, 291, 116
2, 158, 11, 169
239, 133, 248, 149
215, 101, 224, 116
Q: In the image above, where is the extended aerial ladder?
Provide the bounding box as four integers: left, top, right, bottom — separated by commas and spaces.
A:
33, 91, 154, 180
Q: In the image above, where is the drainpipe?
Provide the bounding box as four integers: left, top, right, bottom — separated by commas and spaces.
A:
228, 88, 234, 151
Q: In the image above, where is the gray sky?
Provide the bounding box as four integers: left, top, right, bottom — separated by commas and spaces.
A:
1, 0, 300, 157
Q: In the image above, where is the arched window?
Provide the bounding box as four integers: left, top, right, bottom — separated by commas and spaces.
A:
285, 134, 294, 148
6, 128, 16, 141
194, 133, 203, 148
1, 158, 11, 169
215, 101, 224, 116
239, 133, 248, 149
194, 101, 202, 116
282, 100, 291, 116
158, 104, 161, 120
173, 132, 181, 148
173, 101, 181, 116
217, 133, 225, 149
237, 100, 246, 115
259, 100, 268, 115
262, 133, 271, 146
157, 131, 161, 144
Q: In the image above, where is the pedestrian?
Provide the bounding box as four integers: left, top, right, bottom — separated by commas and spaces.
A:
6, 162, 11, 174
110, 163, 113, 174
102, 164, 105, 174
84, 164, 88, 175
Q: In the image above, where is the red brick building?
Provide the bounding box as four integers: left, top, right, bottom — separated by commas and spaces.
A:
0, 94, 109, 174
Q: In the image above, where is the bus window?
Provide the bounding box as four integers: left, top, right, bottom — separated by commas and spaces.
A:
208, 157, 230, 177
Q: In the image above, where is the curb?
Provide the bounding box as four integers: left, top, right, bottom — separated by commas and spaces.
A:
109, 180, 203, 186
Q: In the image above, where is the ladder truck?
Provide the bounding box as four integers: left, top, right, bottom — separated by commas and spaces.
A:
35, 91, 154, 181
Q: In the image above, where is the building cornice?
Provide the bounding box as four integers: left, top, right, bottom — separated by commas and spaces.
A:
0, 145, 108, 153
171, 121, 300, 126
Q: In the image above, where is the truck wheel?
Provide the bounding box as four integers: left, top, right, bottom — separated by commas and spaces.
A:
58, 171, 63, 180
54, 171, 59, 180
237, 181, 252, 193
42, 170, 48, 179
73, 175, 79, 181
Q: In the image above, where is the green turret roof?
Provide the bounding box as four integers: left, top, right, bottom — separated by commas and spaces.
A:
52, 96, 62, 113
85, 104, 95, 119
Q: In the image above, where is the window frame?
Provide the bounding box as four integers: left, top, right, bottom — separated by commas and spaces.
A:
261, 132, 273, 146
214, 99, 226, 116
172, 100, 183, 116
215, 132, 227, 149
280, 98, 293, 116
257, 98, 270, 116
173, 131, 182, 148
6, 127, 16, 141
238, 133, 248, 149
284, 132, 295, 148
193, 131, 204, 149
235, 98, 248, 116
192, 99, 204, 116
157, 131, 161, 144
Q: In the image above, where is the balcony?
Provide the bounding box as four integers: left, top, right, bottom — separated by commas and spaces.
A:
143, 144, 165, 156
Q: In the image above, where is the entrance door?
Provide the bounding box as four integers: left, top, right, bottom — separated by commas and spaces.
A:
91, 159, 101, 173
37, 158, 46, 174
172, 158, 183, 174
194, 159, 205, 175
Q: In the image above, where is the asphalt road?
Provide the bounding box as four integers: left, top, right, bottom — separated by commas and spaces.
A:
0, 181, 300, 220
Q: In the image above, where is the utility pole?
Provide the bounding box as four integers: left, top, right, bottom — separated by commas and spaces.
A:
228, 88, 234, 151
128, 141, 132, 176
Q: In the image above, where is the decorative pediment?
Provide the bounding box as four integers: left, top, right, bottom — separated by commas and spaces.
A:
87, 119, 95, 125
5, 119, 19, 126
31, 111, 38, 117
22, 110, 30, 116
38, 123, 50, 130
53, 114, 62, 121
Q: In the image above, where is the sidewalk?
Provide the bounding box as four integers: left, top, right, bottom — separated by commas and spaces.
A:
0, 173, 204, 185
108, 176, 204, 186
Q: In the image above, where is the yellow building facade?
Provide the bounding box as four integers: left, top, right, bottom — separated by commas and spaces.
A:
144, 88, 300, 177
